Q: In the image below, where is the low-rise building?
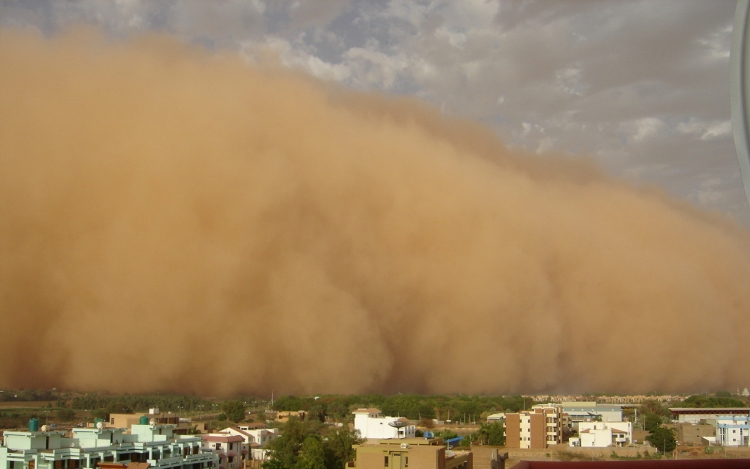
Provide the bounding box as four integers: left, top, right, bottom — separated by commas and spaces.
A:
108, 412, 204, 436
235, 426, 279, 448
0, 423, 218, 469
562, 402, 622, 427
352, 438, 471, 469
574, 422, 632, 447
200, 434, 248, 469
486, 413, 505, 423
218, 425, 278, 463
670, 408, 750, 424
352, 409, 415, 440
674, 423, 715, 445
274, 412, 305, 423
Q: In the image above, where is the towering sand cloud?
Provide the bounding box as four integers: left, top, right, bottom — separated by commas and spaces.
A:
1, 28, 749, 396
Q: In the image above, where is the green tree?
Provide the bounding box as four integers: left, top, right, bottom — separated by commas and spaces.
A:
646, 427, 676, 454
326, 401, 348, 422
222, 400, 246, 423
680, 394, 745, 408
485, 422, 505, 446
306, 404, 325, 423
640, 399, 670, 417
642, 413, 662, 433
323, 428, 362, 469
295, 435, 325, 469
264, 417, 306, 469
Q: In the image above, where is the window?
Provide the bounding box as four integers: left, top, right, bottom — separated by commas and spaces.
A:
405, 457, 408, 467
384, 456, 389, 467
216, 443, 222, 450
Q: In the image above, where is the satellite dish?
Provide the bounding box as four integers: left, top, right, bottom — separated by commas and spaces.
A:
96, 421, 104, 430
150, 418, 157, 425
388, 420, 408, 438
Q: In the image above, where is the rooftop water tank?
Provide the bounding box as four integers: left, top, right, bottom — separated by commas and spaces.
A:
29, 418, 39, 432
139, 416, 149, 425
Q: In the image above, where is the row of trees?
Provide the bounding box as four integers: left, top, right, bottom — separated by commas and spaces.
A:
679, 393, 746, 408
273, 394, 534, 421
0, 389, 55, 402
68, 394, 217, 413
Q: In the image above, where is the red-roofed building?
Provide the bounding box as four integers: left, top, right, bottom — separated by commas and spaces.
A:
201, 433, 248, 469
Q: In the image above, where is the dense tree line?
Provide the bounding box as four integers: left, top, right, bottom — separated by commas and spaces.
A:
678, 393, 746, 408
68, 394, 215, 413
273, 394, 533, 422
0, 389, 55, 401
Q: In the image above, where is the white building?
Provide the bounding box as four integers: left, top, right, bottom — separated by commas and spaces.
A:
716, 415, 750, 446
238, 426, 280, 447
201, 433, 248, 469
576, 422, 632, 447
0, 423, 218, 469
352, 408, 416, 439
221, 426, 280, 448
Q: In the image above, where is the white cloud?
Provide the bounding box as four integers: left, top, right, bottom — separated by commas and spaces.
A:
343, 39, 408, 90
622, 117, 665, 143
554, 64, 586, 96
677, 118, 732, 141
1, 0, 747, 223
241, 37, 352, 83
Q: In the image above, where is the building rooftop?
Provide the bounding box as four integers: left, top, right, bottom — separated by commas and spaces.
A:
353, 408, 382, 415
669, 408, 750, 415
202, 435, 244, 443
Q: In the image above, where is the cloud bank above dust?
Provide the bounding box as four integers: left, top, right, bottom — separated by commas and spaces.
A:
2, 29, 750, 397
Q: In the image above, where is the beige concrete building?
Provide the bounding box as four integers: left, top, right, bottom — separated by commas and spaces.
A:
674, 423, 715, 445
108, 409, 206, 435
352, 438, 472, 469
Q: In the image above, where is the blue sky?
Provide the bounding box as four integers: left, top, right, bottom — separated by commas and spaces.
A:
3, 0, 747, 224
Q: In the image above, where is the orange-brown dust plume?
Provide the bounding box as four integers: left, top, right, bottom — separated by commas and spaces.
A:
2, 28, 750, 397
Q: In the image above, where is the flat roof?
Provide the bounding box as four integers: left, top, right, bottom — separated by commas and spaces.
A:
670, 408, 750, 414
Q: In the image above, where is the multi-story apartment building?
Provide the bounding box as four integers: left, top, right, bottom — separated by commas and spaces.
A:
0, 422, 218, 469
505, 404, 563, 449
